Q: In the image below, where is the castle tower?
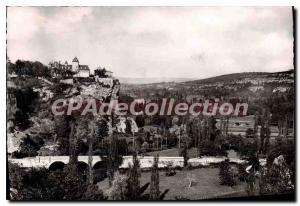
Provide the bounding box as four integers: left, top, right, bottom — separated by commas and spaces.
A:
72, 57, 79, 72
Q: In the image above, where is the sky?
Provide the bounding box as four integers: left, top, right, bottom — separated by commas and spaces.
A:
7, 7, 294, 79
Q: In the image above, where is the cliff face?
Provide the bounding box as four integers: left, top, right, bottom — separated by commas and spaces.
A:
7, 76, 121, 156
78, 78, 120, 100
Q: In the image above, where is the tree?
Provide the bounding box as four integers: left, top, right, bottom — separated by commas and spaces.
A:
87, 120, 96, 185
219, 159, 236, 187
126, 152, 141, 200
11, 166, 63, 200
239, 140, 257, 158
125, 118, 132, 134
186, 117, 202, 151
32, 61, 51, 78
106, 134, 123, 186
8, 162, 88, 200
15, 87, 39, 129
104, 113, 123, 186
93, 118, 109, 152
259, 109, 271, 155
94, 68, 108, 78
15, 136, 43, 157
108, 153, 168, 200
150, 155, 160, 200
267, 139, 294, 167
135, 115, 145, 127
15, 60, 28, 75
81, 184, 107, 200
54, 116, 70, 155
208, 116, 217, 142
107, 171, 128, 200
68, 119, 77, 163
238, 164, 247, 182
259, 155, 294, 196
180, 141, 189, 167
7, 58, 16, 74
9, 161, 108, 201
246, 166, 256, 196
8, 163, 26, 200
95, 118, 108, 140
14, 59, 51, 77
197, 116, 227, 157
59, 163, 87, 200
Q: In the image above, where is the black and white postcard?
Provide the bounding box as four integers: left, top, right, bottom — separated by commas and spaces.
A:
6, 6, 295, 201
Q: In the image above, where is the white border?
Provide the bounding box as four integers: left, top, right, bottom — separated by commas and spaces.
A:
0, 1, 298, 206
1, 0, 299, 6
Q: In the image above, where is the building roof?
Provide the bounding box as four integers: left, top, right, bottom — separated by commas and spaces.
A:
72, 57, 79, 62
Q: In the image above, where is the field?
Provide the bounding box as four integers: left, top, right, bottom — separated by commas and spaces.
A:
146, 147, 198, 157
97, 167, 247, 200
146, 148, 239, 159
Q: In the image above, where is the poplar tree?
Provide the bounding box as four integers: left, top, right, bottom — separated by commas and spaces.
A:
126, 152, 141, 200
87, 120, 96, 185
150, 155, 160, 200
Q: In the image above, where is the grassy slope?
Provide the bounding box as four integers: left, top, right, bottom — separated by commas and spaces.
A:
97, 167, 247, 200
141, 168, 247, 200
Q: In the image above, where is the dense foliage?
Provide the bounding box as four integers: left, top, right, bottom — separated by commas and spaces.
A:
219, 159, 236, 187
9, 163, 106, 200
8, 60, 51, 78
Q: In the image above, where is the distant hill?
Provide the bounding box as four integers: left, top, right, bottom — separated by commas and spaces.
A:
183, 70, 294, 85
117, 77, 196, 84
118, 70, 294, 85
119, 69, 294, 104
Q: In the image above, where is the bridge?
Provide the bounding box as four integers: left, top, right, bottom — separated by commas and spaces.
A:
8, 156, 246, 170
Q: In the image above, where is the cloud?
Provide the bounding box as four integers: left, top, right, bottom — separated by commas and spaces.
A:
7, 7, 43, 39
44, 7, 93, 34
7, 7, 293, 79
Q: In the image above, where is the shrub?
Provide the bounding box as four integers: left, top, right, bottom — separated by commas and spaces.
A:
198, 143, 227, 157
165, 162, 176, 177
259, 158, 294, 196
15, 136, 44, 158
237, 164, 247, 182
219, 159, 236, 187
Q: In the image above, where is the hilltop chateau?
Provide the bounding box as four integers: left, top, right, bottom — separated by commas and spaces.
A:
49, 57, 90, 78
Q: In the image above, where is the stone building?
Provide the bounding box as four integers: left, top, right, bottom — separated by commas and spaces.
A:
49, 57, 90, 78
